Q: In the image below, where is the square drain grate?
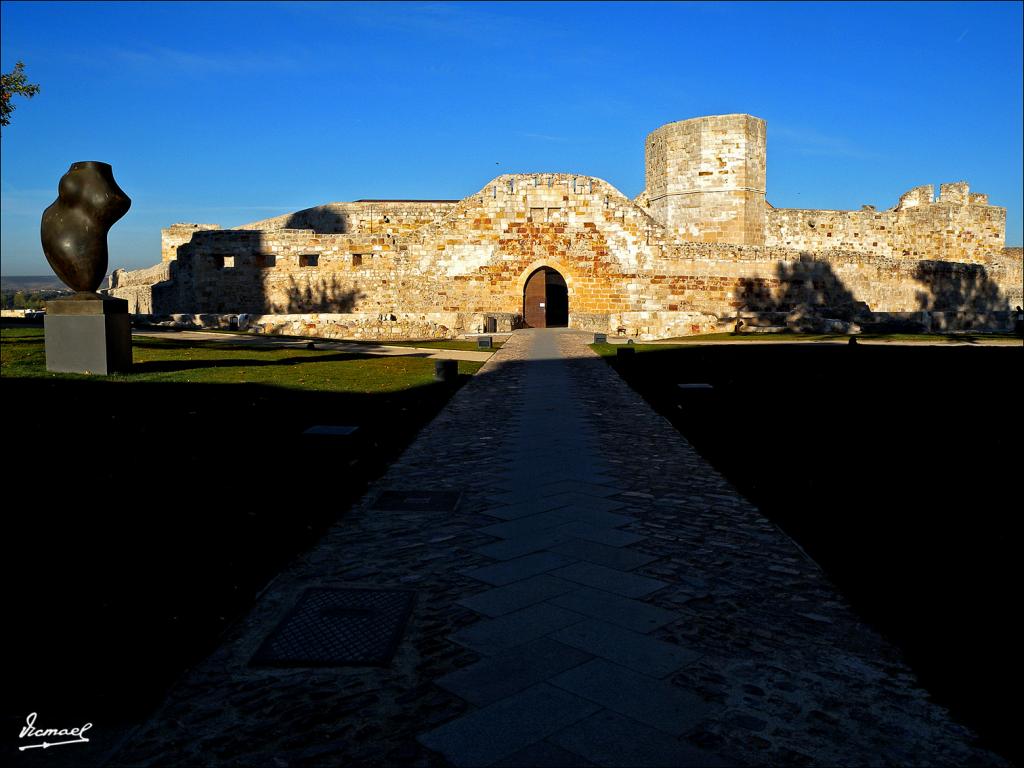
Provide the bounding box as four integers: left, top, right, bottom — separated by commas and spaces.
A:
370, 490, 461, 512
251, 588, 415, 667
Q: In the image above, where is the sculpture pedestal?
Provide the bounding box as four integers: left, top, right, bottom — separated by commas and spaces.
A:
44, 295, 132, 374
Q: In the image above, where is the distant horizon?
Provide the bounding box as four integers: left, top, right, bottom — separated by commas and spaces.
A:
2, 1, 1021, 275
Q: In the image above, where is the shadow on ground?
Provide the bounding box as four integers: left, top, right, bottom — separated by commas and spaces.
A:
1, 366, 472, 737
2, 335, 1021, 763
602, 341, 1021, 762
130, 350, 381, 373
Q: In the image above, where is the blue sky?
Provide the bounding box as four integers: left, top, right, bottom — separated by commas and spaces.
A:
2, 1, 1021, 275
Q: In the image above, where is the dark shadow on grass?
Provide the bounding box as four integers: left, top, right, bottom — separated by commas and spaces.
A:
4, 328, 1019, 764
1, 364, 471, 735
130, 351, 382, 373
132, 334, 336, 352
598, 340, 1021, 762
0, 333, 45, 345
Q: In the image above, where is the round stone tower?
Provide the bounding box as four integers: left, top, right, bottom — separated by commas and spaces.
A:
644, 114, 767, 245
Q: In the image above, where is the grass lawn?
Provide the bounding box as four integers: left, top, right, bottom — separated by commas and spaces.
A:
384, 338, 505, 351
1, 327, 481, 729
133, 324, 504, 352
593, 339, 1022, 761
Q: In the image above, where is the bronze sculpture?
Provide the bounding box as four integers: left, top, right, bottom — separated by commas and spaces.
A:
41, 161, 131, 295
41, 162, 134, 374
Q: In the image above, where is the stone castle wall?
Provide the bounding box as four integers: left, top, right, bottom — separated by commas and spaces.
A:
765, 182, 1006, 264
159, 201, 457, 262
124, 175, 661, 319
108, 113, 1019, 340
236, 200, 458, 236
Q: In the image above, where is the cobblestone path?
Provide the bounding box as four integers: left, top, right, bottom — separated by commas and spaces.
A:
109, 329, 1002, 767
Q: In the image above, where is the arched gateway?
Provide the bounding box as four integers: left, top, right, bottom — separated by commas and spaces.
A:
523, 267, 568, 328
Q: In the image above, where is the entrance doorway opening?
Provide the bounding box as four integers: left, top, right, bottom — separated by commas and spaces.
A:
523, 267, 568, 328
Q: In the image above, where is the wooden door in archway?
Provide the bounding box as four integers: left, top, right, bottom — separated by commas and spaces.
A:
523, 267, 568, 328
523, 268, 548, 328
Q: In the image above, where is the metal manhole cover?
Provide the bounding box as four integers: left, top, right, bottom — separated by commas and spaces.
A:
370, 490, 461, 512
251, 588, 415, 667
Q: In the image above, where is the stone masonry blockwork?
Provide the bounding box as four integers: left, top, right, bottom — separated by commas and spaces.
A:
107, 114, 1020, 339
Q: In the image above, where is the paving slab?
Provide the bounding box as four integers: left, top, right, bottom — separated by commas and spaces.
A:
551, 619, 701, 678
557, 523, 647, 547
549, 508, 639, 530
436, 637, 593, 707
462, 551, 576, 586
549, 561, 668, 598
536, 493, 628, 514
550, 538, 660, 571
496, 469, 618, 488
549, 710, 729, 768
536, 478, 623, 498
450, 601, 586, 656
457, 574, 579, 618
551, 659, 709, 736
477, 508, 589, 539
549, 587, 678, 633
492, 740, 597, 767
417, 683, 601, 767
480, 496, 577, 520
471, 528, 582, 561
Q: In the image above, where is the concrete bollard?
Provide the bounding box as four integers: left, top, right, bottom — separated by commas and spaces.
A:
434, 359, 458, 382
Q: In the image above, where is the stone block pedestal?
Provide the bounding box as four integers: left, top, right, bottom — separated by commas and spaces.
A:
44, 295, 132, 374
434, 359, 458, 382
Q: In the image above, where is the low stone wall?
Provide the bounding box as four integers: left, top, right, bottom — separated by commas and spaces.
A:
607, 311, 724, 339
107, 262, 175, 313
134, 311, 521, 340
131, 302, 1019, 342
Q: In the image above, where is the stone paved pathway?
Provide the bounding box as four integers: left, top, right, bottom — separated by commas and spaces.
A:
108, 329, 1003, 767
